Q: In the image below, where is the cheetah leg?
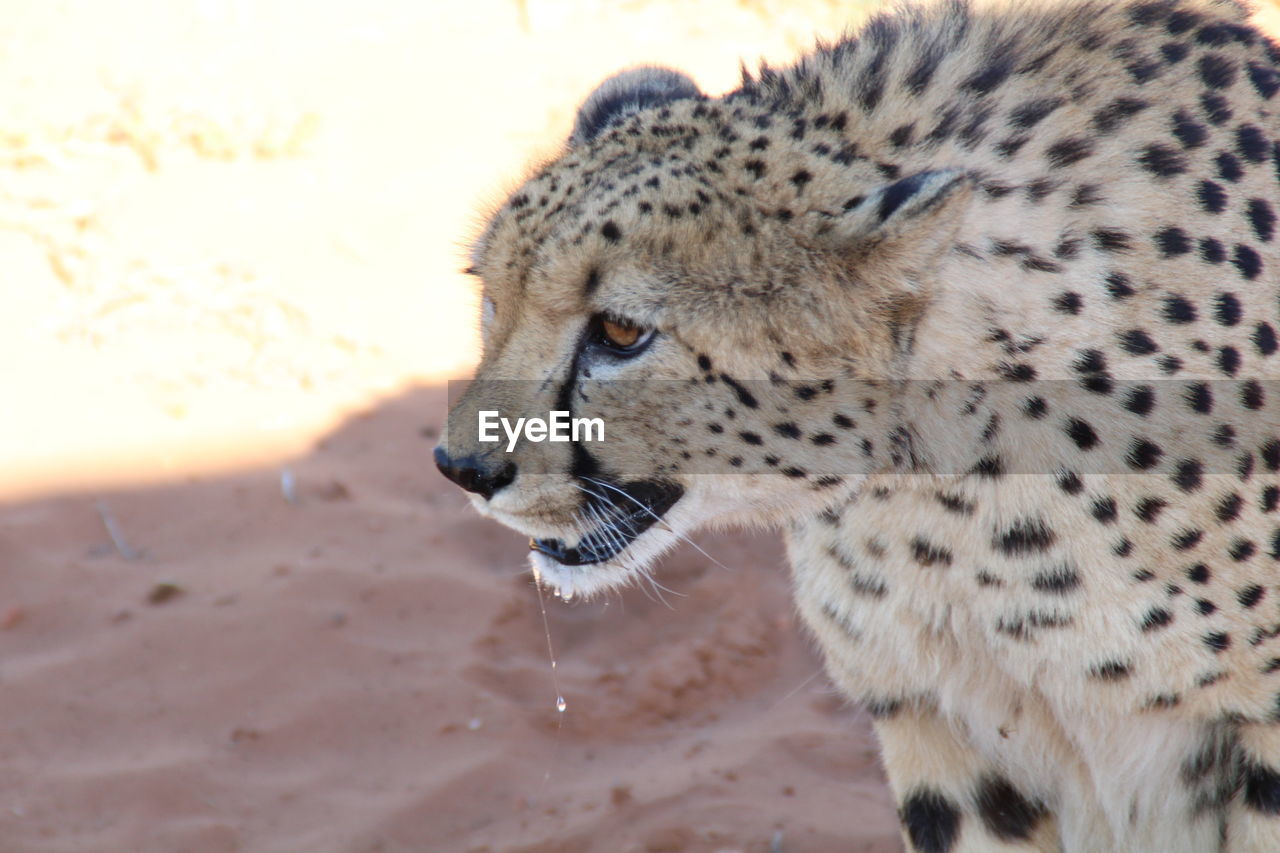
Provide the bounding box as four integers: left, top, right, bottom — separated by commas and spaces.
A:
1225, 723, 1280, 852
873, 705, 1058, 852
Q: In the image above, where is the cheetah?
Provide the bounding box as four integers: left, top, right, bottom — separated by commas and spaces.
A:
434, 0, 1280, 849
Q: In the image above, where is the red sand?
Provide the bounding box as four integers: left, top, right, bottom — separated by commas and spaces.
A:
1, 386, 898, 852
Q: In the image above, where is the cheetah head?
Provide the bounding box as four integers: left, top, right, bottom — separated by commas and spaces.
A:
435, 67, 974, 598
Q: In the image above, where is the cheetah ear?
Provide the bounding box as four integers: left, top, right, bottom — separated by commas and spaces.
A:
812, 169, 973, 270
570, 67, 702, 147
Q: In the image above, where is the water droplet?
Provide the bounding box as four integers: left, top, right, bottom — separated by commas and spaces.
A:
560, 587, 574, 603
467, 718, 482, 730
555, 696, 567, 713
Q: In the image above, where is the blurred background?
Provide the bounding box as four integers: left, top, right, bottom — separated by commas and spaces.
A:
0, 0, 867, 501
6, 2, 1277, 852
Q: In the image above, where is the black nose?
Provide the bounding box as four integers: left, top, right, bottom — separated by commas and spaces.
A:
433, 446, 517, 500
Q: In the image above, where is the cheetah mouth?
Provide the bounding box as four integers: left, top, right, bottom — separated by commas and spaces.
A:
529, 479, 684, 566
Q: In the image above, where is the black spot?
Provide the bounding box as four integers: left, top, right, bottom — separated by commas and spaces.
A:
912, 537, 953, 567
1073, 349, 1107, 373
1174, 529, 1205, 551
600, 221, 622, 242
790, 169, 813, 189
1217, 151, 1244, 181
972, 456, 1004, 478
1239, 585, 1266, 608
1196, 599, 1218, 615
1057, 470, 1084, 494
1142, 607, 1174, 631
811, 433, 837, 446
1065, 418, 1099, 450
1249, 62, 1280, 99
1138, 144, 1187, 177
1032, 564, 1080, 594
1197, 180, 1228, 213
1255, 324, 1278, 356
1201, 237, 1226, 263
1072, 184, 1104, 207
1092, 496, 1119, 523
1188, 563, 1211, 583
965, 57, 1015, 96
738, 431, 762, 445
974, 775, 1047, 842
1010, 98, 1062, 129
1093, 97, 1149, 133
1248, 198, 1276, 241
1124, 385, 1156, 415
1197, 21, 1257, 47
1052, 291, 1083, 314
1231, 539, 1258, 562
1127, 438, 1164, 470
1174, 458, 1204, 492
1161, 42, 1190, 63
1216, 492, 1245, 522
1263, 439, 1280, 471
1264, 485, 1280, 512
773, 422, 801, 439
719, 375, 759, 408
1214, 292, 1243, 326
1213, 423, 1237, 447
782, 467, 807, 478
936, 492, 975, 515
1186, 382, 1213, 414
1155, 227, 1191, 256
1046, 137, 1094, 167
1204, 631, 1231, 653
888, 125, 914, 149
999, 362, 1037, 381
1237, 124, 1270, 163
1091, 660, 1132, 680
1218, 346, 1241, 376
900, 788, 962, 853
1244, 763, 1280, 814
1163, 295, 1198, 323
833, 413, 855, 429
1171, 110, 1209, 148
1159, 355, 1184, 375
1198, 53, 1237, 88
1119, 329, 1159, 355
1202, 93, 1232, 125
1104, 271, 1135, 298
996, 518, 1056, 555
743, 159, 767, 179
1136, 497, 1168, 522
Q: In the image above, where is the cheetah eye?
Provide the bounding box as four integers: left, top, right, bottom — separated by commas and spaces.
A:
590, 314, 655, 356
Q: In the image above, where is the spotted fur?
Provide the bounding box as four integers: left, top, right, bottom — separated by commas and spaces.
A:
438, 0, 1280, 849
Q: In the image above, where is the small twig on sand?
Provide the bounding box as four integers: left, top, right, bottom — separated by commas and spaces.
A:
280, 467, 298, 505
95, 500, 140, 560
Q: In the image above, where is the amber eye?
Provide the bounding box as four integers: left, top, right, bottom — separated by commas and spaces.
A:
592, 315, 654, 355
601, 318, 642, 347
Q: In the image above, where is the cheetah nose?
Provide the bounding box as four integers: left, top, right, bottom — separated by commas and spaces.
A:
433, 446, 517, 500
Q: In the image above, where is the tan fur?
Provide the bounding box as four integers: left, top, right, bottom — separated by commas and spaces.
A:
440, 0, 1280, 848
